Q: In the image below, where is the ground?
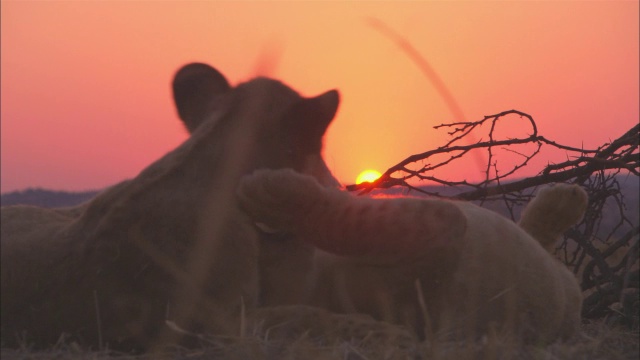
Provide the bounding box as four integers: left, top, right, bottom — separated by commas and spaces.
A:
1, 318, 637, 360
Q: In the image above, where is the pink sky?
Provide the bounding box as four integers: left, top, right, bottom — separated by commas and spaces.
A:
1, 1, 638, 193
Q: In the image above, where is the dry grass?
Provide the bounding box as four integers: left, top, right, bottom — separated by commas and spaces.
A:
2, 317, 637, 360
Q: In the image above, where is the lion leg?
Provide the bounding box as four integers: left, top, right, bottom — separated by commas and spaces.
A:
237, 169, 467, 264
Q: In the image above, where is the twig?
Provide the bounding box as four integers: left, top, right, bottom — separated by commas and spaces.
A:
346, 110, 639, 324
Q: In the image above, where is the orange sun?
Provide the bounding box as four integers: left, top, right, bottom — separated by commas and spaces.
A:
355, 169, 382, 184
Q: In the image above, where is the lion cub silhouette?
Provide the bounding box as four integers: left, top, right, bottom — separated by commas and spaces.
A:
238, 169, 588, 343
1, 63, 340, 351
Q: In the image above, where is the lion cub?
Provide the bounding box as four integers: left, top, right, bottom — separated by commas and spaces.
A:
238, 169, 588, 343
1, 64, 341, 351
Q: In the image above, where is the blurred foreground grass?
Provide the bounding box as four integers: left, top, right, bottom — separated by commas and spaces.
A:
2, 318, 637, 360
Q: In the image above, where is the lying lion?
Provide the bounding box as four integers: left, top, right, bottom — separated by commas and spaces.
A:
238, 169, 588, 343
1, 63, 341, 351
1, 62, 587, 351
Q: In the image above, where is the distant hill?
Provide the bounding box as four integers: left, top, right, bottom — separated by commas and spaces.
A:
0, 188, 100, 208
2, 176, 637, 240
375, 176, 639, 240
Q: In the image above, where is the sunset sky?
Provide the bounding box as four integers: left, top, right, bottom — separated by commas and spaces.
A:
1, 1, 638, 193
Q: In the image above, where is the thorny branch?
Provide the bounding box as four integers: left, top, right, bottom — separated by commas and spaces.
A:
347, 110, 640, 327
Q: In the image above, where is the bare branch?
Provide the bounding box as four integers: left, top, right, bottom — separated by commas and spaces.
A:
346, 110, 639, 326
347, 111, 637, 199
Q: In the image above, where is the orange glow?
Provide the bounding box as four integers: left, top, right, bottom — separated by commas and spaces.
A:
356, 170, 382, 185
0, 2, 638, 192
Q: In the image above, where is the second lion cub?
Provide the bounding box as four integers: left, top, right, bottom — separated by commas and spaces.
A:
238, 168, 588, 343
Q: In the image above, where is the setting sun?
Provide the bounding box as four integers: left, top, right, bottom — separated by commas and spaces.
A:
355, 169, 382, 184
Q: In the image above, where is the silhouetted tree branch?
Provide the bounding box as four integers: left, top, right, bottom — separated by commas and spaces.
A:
347, 110, 637, 197
347, 110, 639, 328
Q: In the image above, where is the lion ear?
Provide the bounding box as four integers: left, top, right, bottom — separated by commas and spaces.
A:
172, 63, 231, 133
288, 89, 340, 152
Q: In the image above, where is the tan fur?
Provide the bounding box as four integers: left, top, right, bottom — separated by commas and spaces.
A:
1, 64, 340, 351
237, 169, 588, 343
519, 183, 589, 252
1, 62, 589, 350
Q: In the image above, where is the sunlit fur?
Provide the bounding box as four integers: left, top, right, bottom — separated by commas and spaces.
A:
238, 169, 588, 343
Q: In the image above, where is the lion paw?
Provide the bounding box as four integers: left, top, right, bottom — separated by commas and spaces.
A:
524, 183, 588, 226
237, 169, 324, 231
519, 183, 588, 250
